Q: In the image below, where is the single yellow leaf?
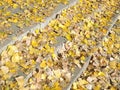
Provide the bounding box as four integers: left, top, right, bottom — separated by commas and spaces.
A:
117, 63, 120, 70
7, 45, 18, 56
16, 76, 24, 88
73, 16, 78, 23
64, 20, 71, 27
109, 61, 117, 69
110, 86, 116, 90
86, 34, 90, 39
94, 84, 101, 90
35, 29, 39, 34
12, 3, 18, 9
43, 84, 51, 90
1, 66, 9, 74
72, 82, 78, 90
60, 0, 68, 4
30, 84, 37, 90
98, 72, 105, 76
2, 74, 10, 80
79, 79, 88, 85
41, 73, 47, 80
11, 53, 20, 62
52, 82, 62, 90
47, 60, 53, 67
74, 60, 80, 67
29, 46, 38, 54
12, 18, 18, 23
65, 34, 72, 41
40, 60, 47, 68
114, 43, 120, 48
54, 70, 61, 78
52, 53, 57, 58
80, 56, 85, 61
31, 39, 38, 47
103, 29, 107, 34
83, 39, 88, 44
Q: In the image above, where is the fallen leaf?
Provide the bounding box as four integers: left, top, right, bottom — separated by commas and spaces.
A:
1, 66, 9, 74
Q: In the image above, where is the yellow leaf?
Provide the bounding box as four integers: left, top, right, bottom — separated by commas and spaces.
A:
5, 0, 13, 4
110, 33, 115, 41
79, 79, 88, 85
11, 53, 20, 62
69, 50, 75, 57
54, 70, 61, 78
31, 60, 36, 65
52, 82, 62, 90
59, 23, 65, 29
35, 29, 39, 34
77, 85, 85, 90
61, 10, 67, 17
16, 76, 24, 88
80, 56, 85, 61
41, 73, 47, 80
94, 71, 99, 77
47, 60, 53, 67
44, 43, 50, 49
1, 66, 9, 74
117, 63, 120, 70
64, 20, 71, 27
20, 63, 29, 69
12, 3, 18, 9
49, 20, 57, 27
10, 18, 18, 23
107, 48, 112, 54
43, 84, 51, 90
110, 86, 116, 90
114, 44, 120, 48
94, 84, 101, 90
2, 74, 10, 80
73, 16, 78, 23
54, 25, 59, 30
29, 46, 39, 54
98, 72, 105, 76
52, 53, 57, 58
65, 34, 72, 41
10, 69, 16, 73
40, 60, 47, 68
31, 40, 38, 47
47, 75, 54, 80
100, 29, 107, 34
91, 41, 96, 46
5, 61, 16, 68
60, 0, 68, 4
72, 82, 78, 90
86, 34, 90, 39
86, 20, 94, 28
30, 84, 37, 90
109, 61, 117, 69
10, 82, 16, 88
74, 60, 80, 67
83, 39, 88, 44
32, 8, 38, 13
4, 11, 11, 16
7, 45, 18, 56
35, 17, 44, 22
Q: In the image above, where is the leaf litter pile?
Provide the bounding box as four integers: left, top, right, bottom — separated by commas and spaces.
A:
0, 0, 120, 90
0, 0, 69, 41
